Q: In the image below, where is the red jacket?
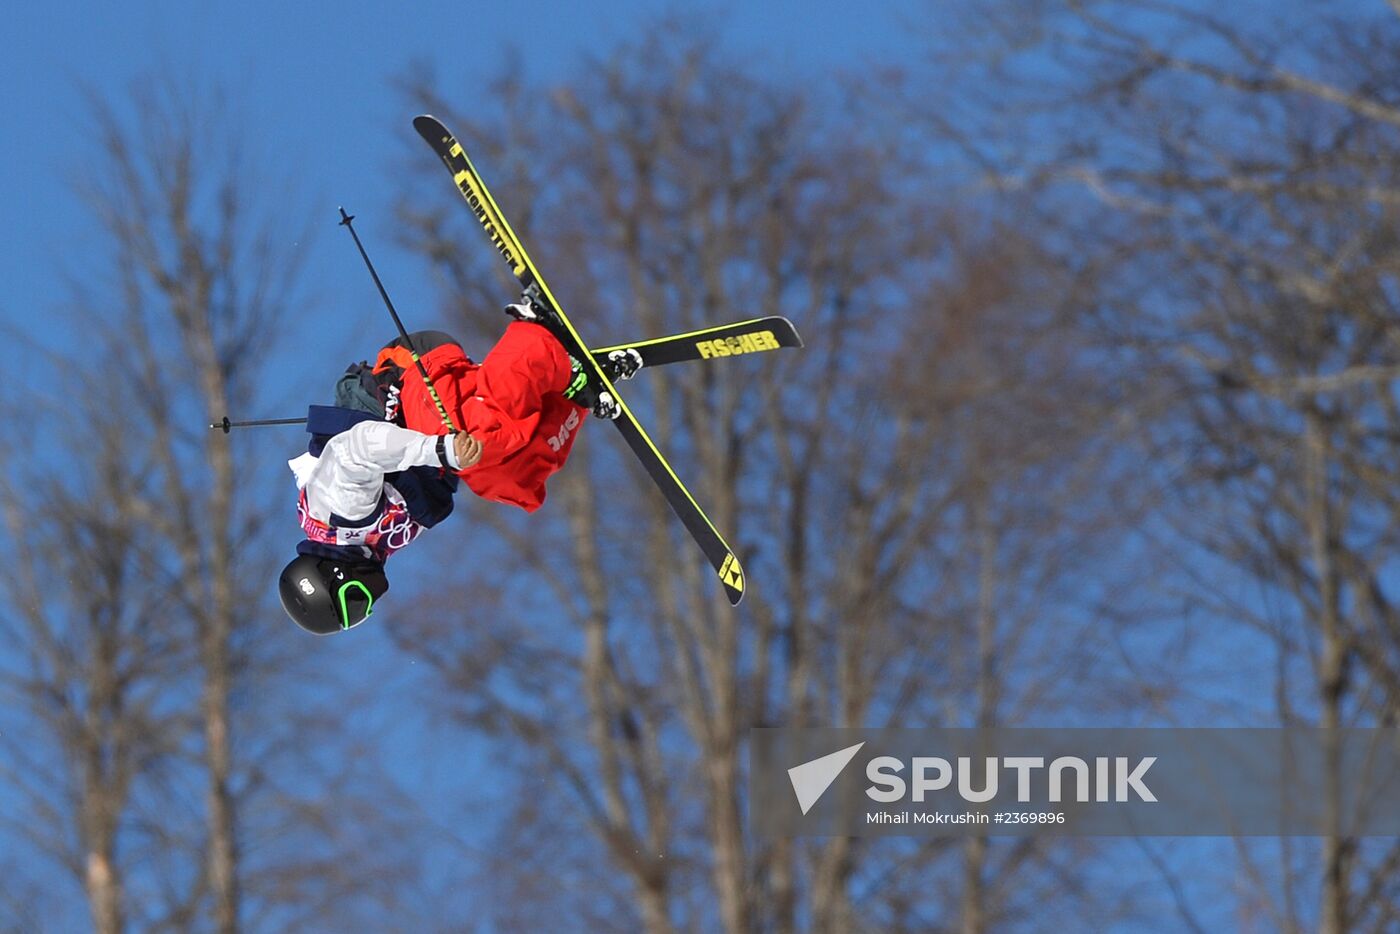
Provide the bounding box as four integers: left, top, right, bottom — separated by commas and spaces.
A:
374, 322, 586, 512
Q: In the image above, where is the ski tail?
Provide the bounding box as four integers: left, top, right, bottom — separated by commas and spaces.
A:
594, 316, 803, 368
414, 114, 745, 605
412, 117, 533, 283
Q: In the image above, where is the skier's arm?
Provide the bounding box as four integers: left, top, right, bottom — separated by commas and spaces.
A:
299, 421, 464, 526
335, 420, 461, 475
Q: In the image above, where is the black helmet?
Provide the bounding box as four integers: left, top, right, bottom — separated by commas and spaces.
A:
278, 553, 388, 634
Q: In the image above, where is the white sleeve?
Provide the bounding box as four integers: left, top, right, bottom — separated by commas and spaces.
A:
334, 421, 449, 475
298, 422, 451, 525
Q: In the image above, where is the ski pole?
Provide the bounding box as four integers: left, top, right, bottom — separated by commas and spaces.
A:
209, 416, 305, 433
337, 207, 458, 433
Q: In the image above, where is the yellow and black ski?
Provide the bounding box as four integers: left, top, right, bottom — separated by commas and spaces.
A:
413, 114, 746, 605
593, 316, 802, 369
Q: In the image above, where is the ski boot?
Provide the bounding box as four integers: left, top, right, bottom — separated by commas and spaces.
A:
600, 348, 643, 382
504, 286, 565, 328
503, 291, 547, 324
563, 355, 622, 420
591, 389, 622, 420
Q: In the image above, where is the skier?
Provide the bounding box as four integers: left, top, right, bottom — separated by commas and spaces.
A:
277, 296, 639, 634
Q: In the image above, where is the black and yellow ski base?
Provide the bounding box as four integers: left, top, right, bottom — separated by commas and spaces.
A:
594, 316, 802, 368
414, 114, 749, 605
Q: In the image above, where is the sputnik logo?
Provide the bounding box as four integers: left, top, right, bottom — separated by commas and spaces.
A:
787, 742, 865, 815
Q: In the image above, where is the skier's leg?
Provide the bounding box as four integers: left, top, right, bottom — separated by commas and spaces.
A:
506, 290, 639, 382
561, 351, 622, 420
498, 296, 621, 419
473, 320, 575, 422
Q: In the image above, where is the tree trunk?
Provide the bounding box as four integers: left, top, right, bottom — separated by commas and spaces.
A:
84, 848, 123, 934
201, 350, 240, 934
202, 643, 239, 934
82, 780, 124, 934
708, 727, 749, 934
1306, 413, 1350, 934
962, 494, 998, 934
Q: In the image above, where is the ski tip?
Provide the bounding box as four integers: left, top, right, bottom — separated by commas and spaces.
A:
413, 114, 446, 138
719, 553, 745, 605
772, 316, 804, 349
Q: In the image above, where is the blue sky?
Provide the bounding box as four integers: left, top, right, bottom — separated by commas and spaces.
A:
3, 3, 1325, 927
0, 2, 916, 925
2, 0, 910, 366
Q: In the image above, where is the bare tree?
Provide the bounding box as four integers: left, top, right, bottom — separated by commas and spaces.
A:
392, 24, 1142, 932
0, 74, 423, 932
78, 77, 304, 932
0, 373, 195, 934
937, 1, 1400, 929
